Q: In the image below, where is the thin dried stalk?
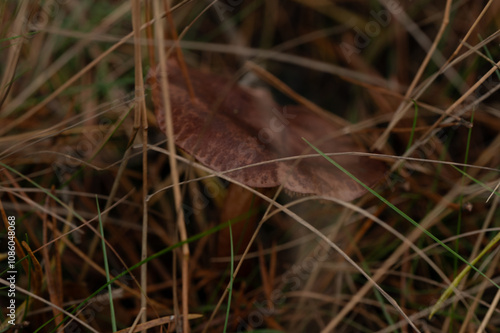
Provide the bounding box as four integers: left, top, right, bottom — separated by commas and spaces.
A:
152, 1, 190, 332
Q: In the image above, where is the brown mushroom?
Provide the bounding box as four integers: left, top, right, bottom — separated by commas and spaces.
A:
150, 60, 386, 201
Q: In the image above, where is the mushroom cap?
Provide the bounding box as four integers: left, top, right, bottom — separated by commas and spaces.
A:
150, 60, 386, 201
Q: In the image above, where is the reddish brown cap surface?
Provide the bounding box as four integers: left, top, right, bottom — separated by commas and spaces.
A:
150, 60, 386, 201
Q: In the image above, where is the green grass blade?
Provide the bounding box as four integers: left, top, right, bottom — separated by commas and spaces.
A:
96, 196, 117, 332
450, 111, 473, 323
450, 165, 500, 199
430, 231, 500, 318
222, 223, 234, 333
478, 34, 500, 80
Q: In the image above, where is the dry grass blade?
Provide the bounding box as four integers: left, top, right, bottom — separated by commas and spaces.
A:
41, 191, 64, 329
115, 314, 203, 333
372, 0, 452, 151
0, 1, 27, 107
152, 1, 190, 332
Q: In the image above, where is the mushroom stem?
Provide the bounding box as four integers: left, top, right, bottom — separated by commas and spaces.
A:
216, 184, 263, 272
